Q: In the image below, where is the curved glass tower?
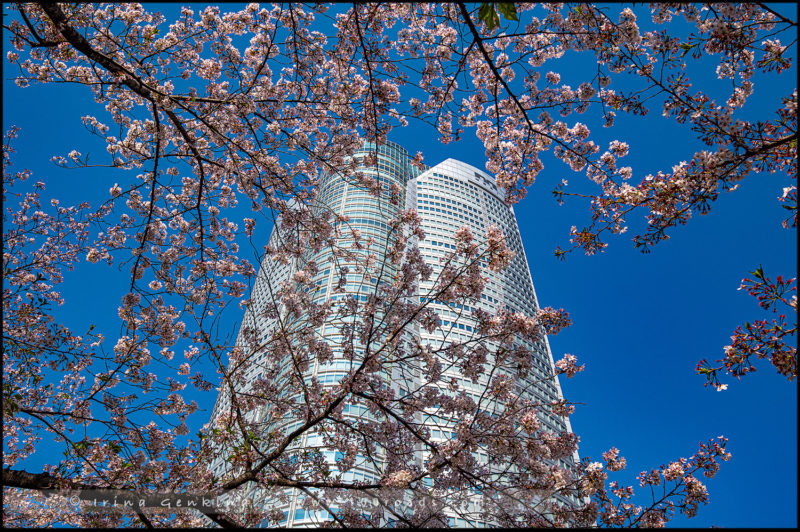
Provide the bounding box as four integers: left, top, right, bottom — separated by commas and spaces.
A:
208, 142, 579, 526
209, 141, 424, 525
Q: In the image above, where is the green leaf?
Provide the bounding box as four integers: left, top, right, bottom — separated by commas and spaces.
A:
497, 3, 518, 21
478, 3, 501, 30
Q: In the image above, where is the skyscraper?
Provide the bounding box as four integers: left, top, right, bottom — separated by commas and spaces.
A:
208, 141, 579, 526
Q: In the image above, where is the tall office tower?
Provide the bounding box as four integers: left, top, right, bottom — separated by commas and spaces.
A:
413, 160, 580, 525
208, 142, 578, 526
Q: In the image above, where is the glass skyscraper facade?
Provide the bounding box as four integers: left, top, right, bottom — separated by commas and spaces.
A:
208, 142, 579, 526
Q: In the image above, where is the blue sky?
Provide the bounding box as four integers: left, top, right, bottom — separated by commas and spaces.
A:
3, 3, 796, 527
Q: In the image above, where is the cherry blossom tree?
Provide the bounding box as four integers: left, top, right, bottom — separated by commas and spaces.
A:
3, 2, 792, 527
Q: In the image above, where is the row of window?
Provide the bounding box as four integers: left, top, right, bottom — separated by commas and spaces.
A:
419, 193, 479, 212
439, 319, 474, 333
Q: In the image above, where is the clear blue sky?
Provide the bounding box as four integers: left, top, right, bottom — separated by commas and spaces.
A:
3, 3, 796, 527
